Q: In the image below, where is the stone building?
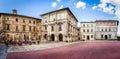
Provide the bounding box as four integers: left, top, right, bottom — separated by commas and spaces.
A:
80, 20, 119, 40
96, 20, 119, 40
41, 8, 78, 42
0, 10, 41, 44
80, 22, 96, 40
77, 28, 80, 40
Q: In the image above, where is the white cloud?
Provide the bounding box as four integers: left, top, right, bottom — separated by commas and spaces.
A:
57, 0, 61, 2
52, 2, 57, 8
59, 5, 63, 9
76, 1, 86, 9
92, 0, 120, 19
92, 6, 98, 10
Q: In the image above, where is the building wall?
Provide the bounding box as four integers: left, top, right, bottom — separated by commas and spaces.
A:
80, 22, 96, 40
0, 14, 41, 44
96, 21, 118, 40
41, 9, 78, 42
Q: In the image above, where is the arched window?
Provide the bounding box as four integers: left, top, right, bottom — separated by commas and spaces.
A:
58, 24, 62, 31
51, 26, 54, 31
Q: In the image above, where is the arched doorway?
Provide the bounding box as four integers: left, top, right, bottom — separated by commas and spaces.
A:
105, 35, 108, 39
51, 34, 55, 41
87, 35, 90, 40
59, 34, 63, 41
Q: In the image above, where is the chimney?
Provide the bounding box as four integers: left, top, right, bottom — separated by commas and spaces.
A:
12, 9, 17, 15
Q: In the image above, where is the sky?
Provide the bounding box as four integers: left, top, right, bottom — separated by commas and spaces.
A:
0, 0, 120, 35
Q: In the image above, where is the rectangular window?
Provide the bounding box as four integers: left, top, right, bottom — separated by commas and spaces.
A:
83, 29, 85, 32
29, 26, 31, 31
29, 20, 31, 23
45, 26, 47, 30
83, 24, 85, 27
53, 18, 55, 21
59, 24, 62, 31
109, 34, 111, 38
91, 29, 93, 32
23, 19, 25, 23
51, 26, 54, 31
6, 17, 9, 21
6, 24, 10, 30
87, 29, 89, 32
33, 21, 35, 24
23, 25, 25, 31
105, 29, 107, 32
83, 35, 85, 38
16, 26, 18, 31
91, 35, 93, 38
33, 26, 36, 31
101, 34, 103, 38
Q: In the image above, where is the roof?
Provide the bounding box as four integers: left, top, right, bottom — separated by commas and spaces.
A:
96, 20, 119, 22
41, 8, 78, 22
96, 20, 119, 25
80, 21, 95, 23
0, 13, 41, 21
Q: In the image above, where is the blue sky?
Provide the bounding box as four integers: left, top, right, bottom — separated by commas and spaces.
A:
0, 0, 120, 35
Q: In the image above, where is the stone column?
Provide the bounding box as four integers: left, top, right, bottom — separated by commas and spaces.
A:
55, 35, 58, 42
22, 33, 24, 41
47, 35, 51, 41
12, 34, 14, 41
63, 35, 66, 42
29, 32, 31, 40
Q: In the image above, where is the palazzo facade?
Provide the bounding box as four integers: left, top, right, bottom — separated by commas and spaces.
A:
80, 20, 119, 40
41, 8, 78, 42
0, 10, 41, 44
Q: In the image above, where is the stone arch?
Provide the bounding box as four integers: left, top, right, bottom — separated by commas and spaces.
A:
51, 34, 55, 41
105, 35, 108, 39
59, 33, 63, 41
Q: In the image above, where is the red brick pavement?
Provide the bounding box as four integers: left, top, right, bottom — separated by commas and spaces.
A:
7, 41, 120, 59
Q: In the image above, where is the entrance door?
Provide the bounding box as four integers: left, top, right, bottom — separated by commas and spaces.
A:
105, 35, 108, 39
51, 34, 55, 41
59, 34, 63, 41
87, 36, 90, 40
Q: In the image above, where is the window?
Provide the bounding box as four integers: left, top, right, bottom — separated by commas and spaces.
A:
23, 19, 25, 23
59, 24, 62, 31
91, 35, 93, 38
16, 18, 18, 22
109, 34, 111, 38
6, 17, 9, 21
33, 21, 35, 24
105, 29, 107, 32
83, 29, 85, 32
45, 26, 47, 30
51, 26, 54, 31
109, 29, 111, 32
29, 20, 31, 23
16, 26, 18, 31
91, 29, 93, 32
53, 18, 55, 21
87, 24, 89, 27
91, 24, 93, 27
23, 25, 25, 31
83, 24, 85, 27
83, 35, 85, 38
87, 29, 89, 32
101, 34, 103, 38
6, 24, 10, 30
33, 26, 36, 31
101, 29, 103, 31
29, 26, 31, 31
